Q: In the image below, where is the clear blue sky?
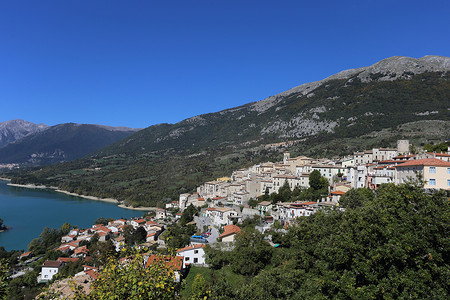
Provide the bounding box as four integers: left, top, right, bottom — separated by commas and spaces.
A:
1, 0, 449, 128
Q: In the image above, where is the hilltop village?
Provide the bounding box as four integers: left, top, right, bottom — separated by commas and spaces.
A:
4, 139, 450, 298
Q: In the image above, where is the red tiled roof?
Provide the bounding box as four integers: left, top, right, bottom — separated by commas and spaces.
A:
85, 269, 99, 279
176, 244, 205, 253
435, 153, 450, 157
145, 255, 184, 271
219, 224, 241, 239
74, 246, 89, 254
20, 251, 32, 258
331, 191, 346, 195
395, 158, 450, 167
58, 257, 80, 263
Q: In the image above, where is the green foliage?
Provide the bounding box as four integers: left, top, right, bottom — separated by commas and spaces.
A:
338, 188, 374, 209
27, 227, 65, 255
0, 259, 8, 300
180, 266, 212, 299
60, 222, 71, 235
180, 204, 198, 226
55, 260, 84, 280
123, 225, 146, 245
423, 141, 449, 153
230, 228, 273, 276
204, 182, 449, 298
94, 217, 114, 225
89, 251, 180, 299
190, 274, 211, 300
165, 223, 196, 250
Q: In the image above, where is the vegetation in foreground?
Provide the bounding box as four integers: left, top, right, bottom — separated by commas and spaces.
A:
201, 182, 449, 299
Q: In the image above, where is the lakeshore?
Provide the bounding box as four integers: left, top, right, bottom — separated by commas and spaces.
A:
0, 180, 146, 250
5, 180, 158, 211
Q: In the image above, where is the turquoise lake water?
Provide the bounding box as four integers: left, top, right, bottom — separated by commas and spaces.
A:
0, 180, 145, 251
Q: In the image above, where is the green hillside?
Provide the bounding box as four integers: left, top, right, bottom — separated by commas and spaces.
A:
3, 71, 449, 207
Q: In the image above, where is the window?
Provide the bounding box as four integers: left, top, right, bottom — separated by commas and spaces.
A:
429, 167, 436, 173
447, 168, 450, 175
194, 250, 198, 254
185, 257, 190, 261
448, 179, 450, 186
429, 179, 436, 186
194, 258, 198, 263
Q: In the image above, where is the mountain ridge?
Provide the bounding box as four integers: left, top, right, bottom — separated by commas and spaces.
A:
0, 123, 139, 165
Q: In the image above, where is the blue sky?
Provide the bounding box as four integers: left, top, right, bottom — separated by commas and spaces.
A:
1, 0, 449, 128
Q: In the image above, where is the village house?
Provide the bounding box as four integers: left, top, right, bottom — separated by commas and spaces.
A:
218, 224, 241, 242
176, 244, 207, 266
256, 201, 272, 216
394, 158, 450, 190
39, 260, 63, 282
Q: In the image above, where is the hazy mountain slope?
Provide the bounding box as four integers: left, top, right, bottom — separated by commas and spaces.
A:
4, 55, 450, 206
0, 123, 138, 165
0, 119, 49, 148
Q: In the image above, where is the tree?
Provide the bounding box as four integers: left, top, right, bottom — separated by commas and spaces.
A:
277, 180, 292, 202
60, 222, 71, 235
338, 188, 374, 209
230, 228, 273, 276
0, 259, 8, 300
89, 252, 179, 299
190, 274, 211, 299
308, 170, 323, 191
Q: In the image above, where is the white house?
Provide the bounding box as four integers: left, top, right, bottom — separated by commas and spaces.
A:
176, 244, 207, 266
40, 260, 63, 282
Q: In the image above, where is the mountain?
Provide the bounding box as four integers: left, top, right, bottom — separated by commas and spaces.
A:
0, 123, 139, 165
4, 55, 450, 206
0, 119, 49, 148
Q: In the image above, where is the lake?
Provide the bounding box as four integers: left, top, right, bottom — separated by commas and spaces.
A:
0, 180, 145, 251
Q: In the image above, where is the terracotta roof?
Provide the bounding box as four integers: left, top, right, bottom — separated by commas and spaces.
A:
219, 224, 241, 239
395, 158, 450, 167
74, 246, 89, 254
85, 269, 99, 279
20, 251, 32, 258
58, 257, 80, 263
43, 260, 63, 268
435, 153, 450, 157
145, 255, 184, 271
331, 191, 346, 195
176, 244, 205, 253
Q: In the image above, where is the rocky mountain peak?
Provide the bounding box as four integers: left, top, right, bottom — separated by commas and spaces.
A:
0, 119, 49, 148
250, 55, 450, 113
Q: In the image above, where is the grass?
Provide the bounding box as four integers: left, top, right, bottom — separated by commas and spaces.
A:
180, 266, 212, 299
180, 265, 248, 299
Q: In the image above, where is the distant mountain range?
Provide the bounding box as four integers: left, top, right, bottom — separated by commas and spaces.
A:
0, 119, 49, 148
4, 55, 450, 207
0, 122, 139, 165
